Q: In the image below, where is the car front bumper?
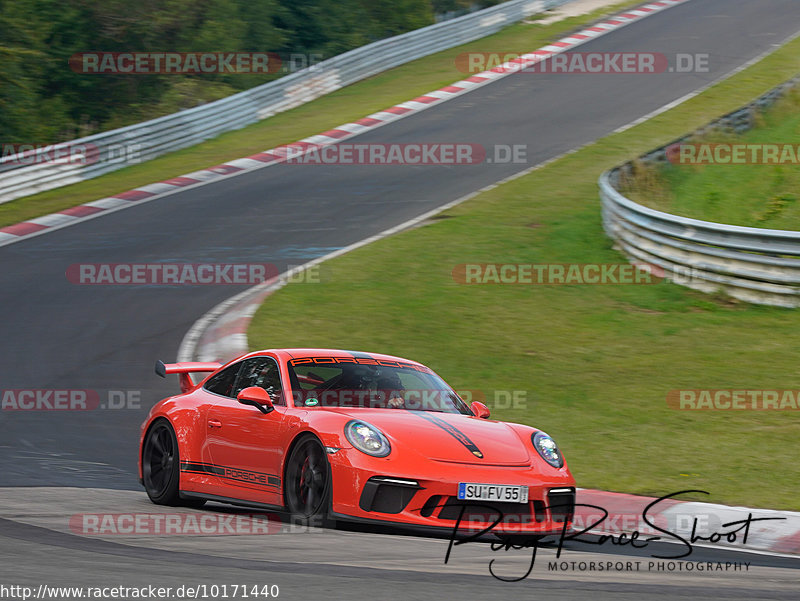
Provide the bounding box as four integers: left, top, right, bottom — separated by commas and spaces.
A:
328, 450, 575, 535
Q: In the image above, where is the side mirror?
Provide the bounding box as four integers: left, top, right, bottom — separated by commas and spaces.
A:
471, 401, 490, 419
237, 386, 275, 414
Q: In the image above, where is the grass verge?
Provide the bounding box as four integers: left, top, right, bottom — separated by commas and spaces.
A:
0, 0, 644, 229
249, 31, 800, 510
621, 86, 800, 229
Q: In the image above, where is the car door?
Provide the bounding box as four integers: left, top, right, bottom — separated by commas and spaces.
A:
184, 361, 242, 495
204, 355, 287, 506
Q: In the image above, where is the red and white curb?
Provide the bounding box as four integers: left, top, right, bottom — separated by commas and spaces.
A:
576, 489, 800, 556
178, 277, 282, 364
0, 0, 690, 249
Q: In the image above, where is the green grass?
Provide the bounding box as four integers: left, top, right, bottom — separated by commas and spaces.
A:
621, 87, 800, 229
0, 0, 644, 229
249, 33, 800, 511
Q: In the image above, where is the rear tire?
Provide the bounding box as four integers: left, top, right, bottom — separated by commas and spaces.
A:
142, 419, 205, 508
284, 435, 331, 526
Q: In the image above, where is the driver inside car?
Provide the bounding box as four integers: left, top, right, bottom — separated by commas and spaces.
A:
375, 372, 405, 409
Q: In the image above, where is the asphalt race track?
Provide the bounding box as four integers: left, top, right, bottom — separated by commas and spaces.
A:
1, 488, 799, 600
2, 0, 800, 598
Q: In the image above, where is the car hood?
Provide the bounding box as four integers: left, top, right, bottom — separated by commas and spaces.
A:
331, 408, 532, 465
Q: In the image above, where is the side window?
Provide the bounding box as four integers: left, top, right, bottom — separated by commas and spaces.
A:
232, 357, 283, 404
203, 363, 242, 398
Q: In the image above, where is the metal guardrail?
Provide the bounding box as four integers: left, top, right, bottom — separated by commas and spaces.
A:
599, 171, 800, 308
601, 76, 800, 307
600, 169, 800, 308
0, 0, 569, 204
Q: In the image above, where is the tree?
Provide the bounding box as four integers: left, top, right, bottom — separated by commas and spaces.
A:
0, 0, 441, 143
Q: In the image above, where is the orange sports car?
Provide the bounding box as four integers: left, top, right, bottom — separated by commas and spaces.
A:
139, 348, 575, 536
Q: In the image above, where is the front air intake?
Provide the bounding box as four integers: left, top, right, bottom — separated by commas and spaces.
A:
547, 487, 575, 523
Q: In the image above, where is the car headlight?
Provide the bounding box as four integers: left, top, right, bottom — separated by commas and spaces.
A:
532, 431, 564, 468
344, 420, 391, 457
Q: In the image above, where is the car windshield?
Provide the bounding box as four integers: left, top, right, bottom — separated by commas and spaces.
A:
287, 358, 471, 414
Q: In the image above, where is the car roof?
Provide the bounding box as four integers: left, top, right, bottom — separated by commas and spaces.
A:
247, 348, 427, 367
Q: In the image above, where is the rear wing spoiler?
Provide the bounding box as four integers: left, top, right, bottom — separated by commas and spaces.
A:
155, 360, 222, 393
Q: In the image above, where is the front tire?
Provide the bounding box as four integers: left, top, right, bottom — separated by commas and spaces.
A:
142, 419, 205, 508
284, 435, 331, 525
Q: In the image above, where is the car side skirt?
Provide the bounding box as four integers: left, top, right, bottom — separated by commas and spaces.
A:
180, 491, 285, 512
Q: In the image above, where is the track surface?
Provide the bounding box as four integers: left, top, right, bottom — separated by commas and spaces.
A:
1, 488, 798, 600
2, 0, 800, 597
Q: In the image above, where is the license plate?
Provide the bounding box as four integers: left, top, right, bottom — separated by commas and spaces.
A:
458, 483, 529, 503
